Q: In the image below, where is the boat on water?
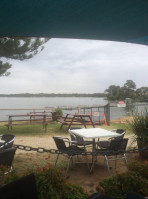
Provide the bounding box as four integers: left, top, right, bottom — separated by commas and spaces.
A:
117, 101, 126, 107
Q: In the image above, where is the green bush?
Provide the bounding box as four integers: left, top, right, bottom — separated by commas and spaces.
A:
127, 109, 148, 142
96, 162, 148, 199
55, 107, 63, 116
0, 161, 88, 199
32, 165, 88, 199
127, 161, 148, 180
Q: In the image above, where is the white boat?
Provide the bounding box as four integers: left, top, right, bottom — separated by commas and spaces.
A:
117, 101, 126, 107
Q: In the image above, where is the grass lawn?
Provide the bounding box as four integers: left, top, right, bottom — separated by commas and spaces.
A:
0, 119, 133, 136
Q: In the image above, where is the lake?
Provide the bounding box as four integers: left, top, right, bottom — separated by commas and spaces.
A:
0, 97, 108, 121
0, 97, 148, 122
0, 97, 107, 109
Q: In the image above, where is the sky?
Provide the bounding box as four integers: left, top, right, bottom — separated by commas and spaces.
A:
0, 38, 148, 94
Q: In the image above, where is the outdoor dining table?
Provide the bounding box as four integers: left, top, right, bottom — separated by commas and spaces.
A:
68, 128, 121, 172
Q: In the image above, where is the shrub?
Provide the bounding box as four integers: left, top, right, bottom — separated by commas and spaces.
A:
127, 161, 148, 180
32, 165, 88, 199
55, 107, 63, 117
0, 160, 88, 199
127, 109, 148, 142
96, 162, 148, 199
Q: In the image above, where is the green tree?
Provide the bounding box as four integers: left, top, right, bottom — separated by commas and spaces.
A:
136, 87, 148, 96
105, 80, 137, 100
0, 37, 49, 76
105, 85, 121, 100
123, 80, 136, 98
135, 87, 148, 101
124, 80, 136, 90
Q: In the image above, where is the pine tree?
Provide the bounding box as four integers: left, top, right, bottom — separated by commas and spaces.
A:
0, 37, 49, 76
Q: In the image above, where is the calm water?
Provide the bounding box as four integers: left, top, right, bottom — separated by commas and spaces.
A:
0, 97, 148, 121
0, 97, 108, 121
0, 97, 107, 109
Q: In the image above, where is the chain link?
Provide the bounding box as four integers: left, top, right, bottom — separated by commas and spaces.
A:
13, 144, 148, 155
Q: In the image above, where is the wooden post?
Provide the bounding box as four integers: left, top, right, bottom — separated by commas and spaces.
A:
78, 106, 81, 114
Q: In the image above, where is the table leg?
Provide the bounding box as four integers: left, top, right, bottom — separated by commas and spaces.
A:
64, 114, 69, 122
89, 115, 95, 128
80, 116, 87, 128
67, 116, 75, 130
43, 115, 46, 129
89, 138, 96, 173
8, 116, 12, 131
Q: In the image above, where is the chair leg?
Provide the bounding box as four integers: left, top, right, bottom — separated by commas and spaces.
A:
105, 155, 111, 175
71, 156, 74, 164
123, 154, 128, 164
76, 154, 80, 162
54, 153, 60, 168
4, 166, 13, 175
65, 156, 72, 178
115, 155, 117, 169
89, 157, 95, 173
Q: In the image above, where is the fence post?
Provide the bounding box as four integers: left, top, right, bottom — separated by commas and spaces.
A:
78, 106, 81, 114
104, 103, 110, 126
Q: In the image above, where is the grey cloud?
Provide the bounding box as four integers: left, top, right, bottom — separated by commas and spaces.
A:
0, 38, 148, 94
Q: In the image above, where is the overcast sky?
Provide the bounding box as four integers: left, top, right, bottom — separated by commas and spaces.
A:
0, 38, 148, 94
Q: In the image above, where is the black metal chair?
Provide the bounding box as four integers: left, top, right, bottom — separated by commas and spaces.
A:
69, 127, 93, 150
0, 147, 17, 173
97, 129, 126, 149
0, 134, 15, 150
96, 138, 128, 175
53, 136, 85, 178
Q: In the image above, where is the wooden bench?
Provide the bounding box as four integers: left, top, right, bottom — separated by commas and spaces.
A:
57, 119, 69, 125
5, 120, 48, 132
57, 114, 95, 131
5, 113, 49, 132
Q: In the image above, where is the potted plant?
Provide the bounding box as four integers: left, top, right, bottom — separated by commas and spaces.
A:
52, 107, 63, 121
128, 109, 148, 159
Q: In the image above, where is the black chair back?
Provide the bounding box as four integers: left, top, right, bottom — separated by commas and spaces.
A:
1, 134, 15, 149
0, 147, 16, 167
53, 136, 67, 151
69, 127, 84, 143
70, 133, 76, 142
113, 129, 125, 140
109, 138, 128, 152
116, 129, 125, 134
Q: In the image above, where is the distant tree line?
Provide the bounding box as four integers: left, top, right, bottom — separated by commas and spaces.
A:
105, 80, 148, 101
0, 93, 106, 97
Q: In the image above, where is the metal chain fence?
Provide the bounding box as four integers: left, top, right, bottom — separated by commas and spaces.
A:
12, 144, 148, 156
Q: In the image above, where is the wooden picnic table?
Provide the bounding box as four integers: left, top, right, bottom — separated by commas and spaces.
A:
5, 113, 48, 131
57, 113, 95, 131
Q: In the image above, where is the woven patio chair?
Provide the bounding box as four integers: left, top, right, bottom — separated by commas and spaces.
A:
0, 147, 17, 173
69, 127, 93, 150
53, 136, 85, 178
97, 129, 126, 149
96, 138, 128, 175
0, 134, 15, 150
